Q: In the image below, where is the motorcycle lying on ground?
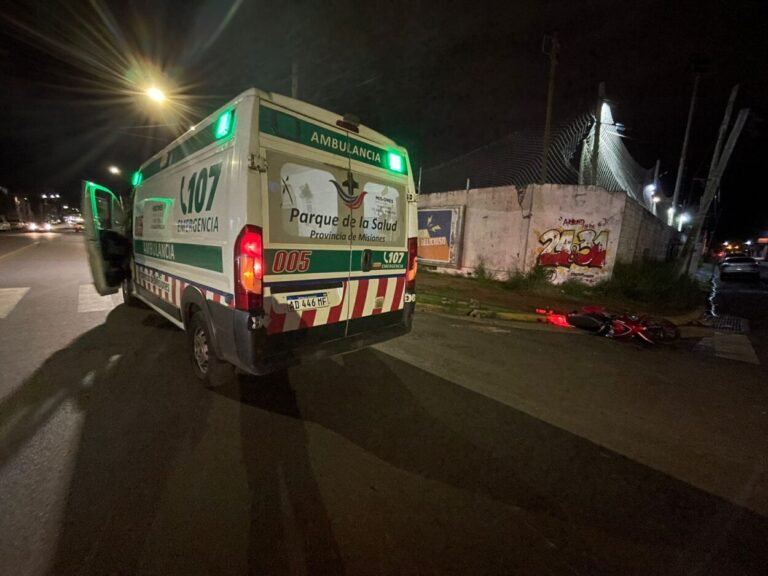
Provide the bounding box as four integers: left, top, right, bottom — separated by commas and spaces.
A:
536, 306, 680, 344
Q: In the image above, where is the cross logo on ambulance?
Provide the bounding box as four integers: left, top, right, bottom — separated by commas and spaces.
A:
330, 179, 367, 209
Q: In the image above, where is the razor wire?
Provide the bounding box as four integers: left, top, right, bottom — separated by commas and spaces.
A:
422, 106, 656, 214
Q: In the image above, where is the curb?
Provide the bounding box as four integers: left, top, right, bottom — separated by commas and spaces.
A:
418, 303, 706, 326
665, 307, 707, 327
495, 312, 541, 323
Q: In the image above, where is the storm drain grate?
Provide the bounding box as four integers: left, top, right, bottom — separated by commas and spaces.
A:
712, 315, 750, 334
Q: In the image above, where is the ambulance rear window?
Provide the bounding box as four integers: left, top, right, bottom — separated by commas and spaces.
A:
266, 151, 406, 247
269, 161, 347, 245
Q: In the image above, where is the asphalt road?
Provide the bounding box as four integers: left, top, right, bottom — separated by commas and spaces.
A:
712, 261, 768, 365
1, 233, 767, 576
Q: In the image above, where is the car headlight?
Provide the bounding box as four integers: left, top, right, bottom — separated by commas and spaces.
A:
28, 223, 38, 231
43, 223, 52, 231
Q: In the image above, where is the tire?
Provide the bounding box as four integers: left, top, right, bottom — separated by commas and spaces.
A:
642, 317, 680, 343
566, 312, 610, 333
188, 310, 232, 387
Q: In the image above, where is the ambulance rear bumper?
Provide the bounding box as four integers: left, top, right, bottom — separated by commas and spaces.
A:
222, 303, 414, 375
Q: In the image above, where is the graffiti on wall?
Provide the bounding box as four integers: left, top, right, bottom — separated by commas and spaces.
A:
536, 217, 610, 273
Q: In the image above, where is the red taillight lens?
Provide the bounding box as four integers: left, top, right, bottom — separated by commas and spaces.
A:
406, 237, 418, 290
235, 225, 263, 311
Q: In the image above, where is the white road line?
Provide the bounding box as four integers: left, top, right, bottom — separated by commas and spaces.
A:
714, 333, 760, 365
0, 287, 30, 319
77, 284, 116, 313
0, 241, 39, 262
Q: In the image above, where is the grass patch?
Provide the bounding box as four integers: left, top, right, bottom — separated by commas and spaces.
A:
416, 260, 706, 317
503, 266, 552, 291
473, 258, 495, 281
593, 261, 704, 311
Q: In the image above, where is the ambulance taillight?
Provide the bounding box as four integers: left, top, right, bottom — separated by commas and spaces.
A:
406, 237, 418, 291
235, 225, 264, 311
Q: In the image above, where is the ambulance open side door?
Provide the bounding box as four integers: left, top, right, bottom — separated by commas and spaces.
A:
81, 180, 129, 296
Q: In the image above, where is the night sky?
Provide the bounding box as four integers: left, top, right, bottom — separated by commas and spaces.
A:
1, 0, 766, 240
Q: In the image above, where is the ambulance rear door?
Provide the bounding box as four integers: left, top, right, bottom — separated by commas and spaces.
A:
259, 102, 354, 338
343, 146, 410, 334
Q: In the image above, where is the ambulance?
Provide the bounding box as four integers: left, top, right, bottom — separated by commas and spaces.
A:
82, 88, 417, 383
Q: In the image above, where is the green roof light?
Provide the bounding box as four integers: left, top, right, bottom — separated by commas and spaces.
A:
214, 110, 234, 139
387, 152, 404, 173
131, 171, 143, 187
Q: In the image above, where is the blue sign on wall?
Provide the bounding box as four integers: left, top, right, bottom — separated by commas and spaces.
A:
417, 207, 463, 266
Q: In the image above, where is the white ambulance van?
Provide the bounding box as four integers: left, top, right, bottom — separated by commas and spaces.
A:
82, 87, 417, 383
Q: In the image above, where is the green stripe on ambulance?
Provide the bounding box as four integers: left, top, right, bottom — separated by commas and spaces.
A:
135, 240, 223, 272
266, 248, 406, 275
259, 106, 408, 175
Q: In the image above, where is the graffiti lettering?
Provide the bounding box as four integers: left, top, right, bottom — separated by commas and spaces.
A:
537, 228, 609, 268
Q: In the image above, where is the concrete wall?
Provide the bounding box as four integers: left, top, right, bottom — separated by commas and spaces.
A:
419, 183, 678, 283
522, 184, 626, 284
616, 198, 678, 263
418, 186, 528, 278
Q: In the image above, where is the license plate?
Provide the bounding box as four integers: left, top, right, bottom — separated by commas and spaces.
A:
287, 292, 329, 311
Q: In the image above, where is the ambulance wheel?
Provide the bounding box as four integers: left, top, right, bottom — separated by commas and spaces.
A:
189, 311, 231, 387
121, 278, 141, 307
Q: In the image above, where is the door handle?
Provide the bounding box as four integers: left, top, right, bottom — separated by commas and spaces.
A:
361, 249, 373, 272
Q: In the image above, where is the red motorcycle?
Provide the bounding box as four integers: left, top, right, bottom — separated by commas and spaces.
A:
536, 306, 679, 344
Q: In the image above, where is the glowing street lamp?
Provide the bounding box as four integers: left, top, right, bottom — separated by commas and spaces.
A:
146, 86, 166, 103
652, 195, 661, 203
108, 165, 121, 175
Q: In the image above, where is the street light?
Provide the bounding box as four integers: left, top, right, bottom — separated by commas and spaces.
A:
146, 86, 166, 103
652, 195, 661, 203
108, 165, 122, 175
677, 212, 690, 232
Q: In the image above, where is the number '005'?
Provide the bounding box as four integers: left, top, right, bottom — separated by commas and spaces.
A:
272, 250, 312, 273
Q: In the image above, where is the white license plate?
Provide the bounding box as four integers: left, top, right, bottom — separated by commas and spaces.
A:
287, 292, 329, 311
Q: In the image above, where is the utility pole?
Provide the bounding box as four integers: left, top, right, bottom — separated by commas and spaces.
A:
679, 85, 747, 274
706, 85, 739, 191
540, 33, 560, 184
591, 82, 606, 186
670, 73, 701, 225
417, 166, 422, 194
291, 60, 299, 99
651, 159, 660, 216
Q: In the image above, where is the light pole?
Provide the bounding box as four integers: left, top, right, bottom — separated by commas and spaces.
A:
652, 194, 661, 216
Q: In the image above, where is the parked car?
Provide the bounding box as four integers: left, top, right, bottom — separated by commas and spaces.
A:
26, 221, 52, 232
719, 256, 760, 281
0, 216, 11, 231
7, 218, 26, 230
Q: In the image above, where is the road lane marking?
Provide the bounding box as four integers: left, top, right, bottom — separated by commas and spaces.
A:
714, 333, 760, 365
77, 284, 117, 313
0, 241, 39, 262
0, 287, 30, 318
696, 332, 760, 365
